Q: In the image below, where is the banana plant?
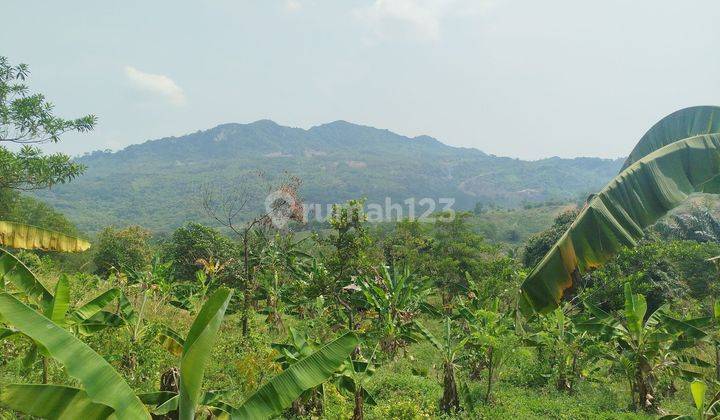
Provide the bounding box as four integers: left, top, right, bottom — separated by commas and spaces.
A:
336, 354, 377, 420
272, 327, 378, 418
520, 106, 720, 315
713, 299, 720, 381
0, 288, 235, 418
0, 248, 133, 381
420, 317, 467, 413
459, 300, 516, 404
0, 286, 358, 420
523, 305, 601, 392
660, 380, 720, 420
0, 287, 359, 419
357, 265, 436, 357
254, 232, 311, 331
578, 283, 710, 412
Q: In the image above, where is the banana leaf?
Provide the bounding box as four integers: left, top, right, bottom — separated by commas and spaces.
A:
46, 274, 70, 327
70, 288, 121, 323
155, 324, 185, 357
0, 247, 52, 308
232, 331, 358, 419
520, 133, 720, 315
179, 287, 232, 420
74, 311, 124, 336
0, 220, 90, 252
0, 384, 115, 420
0, 292, 149, 419
622, 106, 720, 170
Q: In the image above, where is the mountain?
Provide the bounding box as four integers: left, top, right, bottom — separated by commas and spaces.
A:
36, 120, 623, 233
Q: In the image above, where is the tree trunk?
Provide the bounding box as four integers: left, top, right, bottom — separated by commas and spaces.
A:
156, 367, 180, 420
440, 361, 460, 413
160, 367, 180, 393
570, 352, 578, 394
242, 234, 250, 336
635, 367, 655, 412
716, 343, 720, 381
485, 347, 494, 403
352, 386, 364, 420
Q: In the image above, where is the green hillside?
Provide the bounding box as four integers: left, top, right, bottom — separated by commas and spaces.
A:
37, 120, 621, 233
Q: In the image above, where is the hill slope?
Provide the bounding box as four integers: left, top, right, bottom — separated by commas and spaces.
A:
37, 120, 622, 233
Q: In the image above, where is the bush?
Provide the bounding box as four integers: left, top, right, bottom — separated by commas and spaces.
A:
93, 225, 152, 277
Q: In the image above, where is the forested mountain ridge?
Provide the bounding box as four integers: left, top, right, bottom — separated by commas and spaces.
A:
36, 120, 622, 232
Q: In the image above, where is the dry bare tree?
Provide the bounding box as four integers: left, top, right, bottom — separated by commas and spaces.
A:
200, 171, 303, 335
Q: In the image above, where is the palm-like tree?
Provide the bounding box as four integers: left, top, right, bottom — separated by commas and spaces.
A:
579, 283, 709, 411
358, 265, 435, 357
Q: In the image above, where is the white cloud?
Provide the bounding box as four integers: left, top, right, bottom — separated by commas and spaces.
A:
124, 66, 186, 106
284, 0, 302, 12
355, 0, 494, 41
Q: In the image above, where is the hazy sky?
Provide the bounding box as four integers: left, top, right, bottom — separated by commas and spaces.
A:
3, 0, 719, 159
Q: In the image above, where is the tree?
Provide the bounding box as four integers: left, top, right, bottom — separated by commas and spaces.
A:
579, 284, 709, 412
0, 56, 96, 191
163, 222, 236, 281
429, 211, 493, 307
201, 172, 303, 335
521, 208, 578, 269
460, 300, 517, 404
93, 226, 151, 277
422, 317, 467, 414
358, 265, 435, 358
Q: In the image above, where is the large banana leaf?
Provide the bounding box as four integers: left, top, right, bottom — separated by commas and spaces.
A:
0, 292, 149, 419
0, 247, 52, 308
520, 133, 720, 315
179, 287, 232, 420
0, 384, 115, 420
0, 220, 90, 252
231, 331, 358, 419
622, 106, 720, 170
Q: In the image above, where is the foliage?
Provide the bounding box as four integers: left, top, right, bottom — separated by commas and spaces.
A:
163, 222, 238, 281
522, 208, 579, 268
93, 225, 152, 277
0, 56, 95, 191
578, 284, 709, 412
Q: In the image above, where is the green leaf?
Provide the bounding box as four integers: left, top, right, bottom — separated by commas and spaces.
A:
232, 331, 358, 419
75, 311, 123, 336
0, 220, 91, 252
154, 324, 185, 357
0, 384, 114, 419
622, 106, 720, 170
179, 287, 232, 420
46, 274, 70, 327
70, 288, 121, 323
690, 380, 706, 411
623, 283, 646, 337
0, 292, 149, 419
413, 319, 442, 351
0, 248, 52, 308
520, 132, 720, 314
714, 299, 720, 321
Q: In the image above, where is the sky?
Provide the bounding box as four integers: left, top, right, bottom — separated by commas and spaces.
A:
2, 0, 719, 160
